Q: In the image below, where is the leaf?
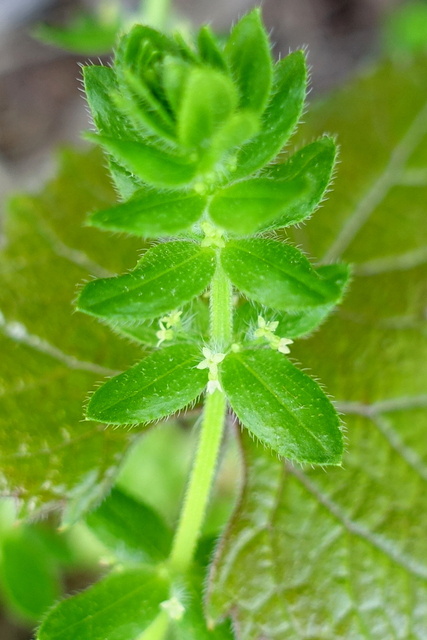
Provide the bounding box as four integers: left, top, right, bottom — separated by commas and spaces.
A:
177, 67, 238, 148
224, 9, 273, 114
221, 238, 346, 310
208, 176, 306, 234
87, 189, 207, 238
234, 263, 351, 340
34, 8, 121, 55
197, 25, 228, 71
83, 66, 136, 141
0, 526, 60, 622
37, 567, 170, 640
86, 344, 208, 425
87, 135, 197, 188
231, 51, 307, 180
208, 57, 427, 638
77, 241, 215, 324
220, 348, 342, 464
0, 147, 145, 517
260, 136, 338, 229
85, 487, 172, 563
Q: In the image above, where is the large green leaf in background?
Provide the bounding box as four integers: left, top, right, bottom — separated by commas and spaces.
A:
0, 148, 146, 518
208, 57, 427, 637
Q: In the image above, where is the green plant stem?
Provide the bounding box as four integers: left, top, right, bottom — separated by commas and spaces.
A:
168, 257, 232, 574
142, 0, 171, 30
137, 611, 169, 640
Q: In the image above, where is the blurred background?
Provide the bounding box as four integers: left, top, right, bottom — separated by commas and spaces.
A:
0, 0, 422, 637
0, 0, 409, 201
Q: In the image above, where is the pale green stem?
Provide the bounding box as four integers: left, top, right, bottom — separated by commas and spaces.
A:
142, 0, 171, 30
168, 258, 233, 574
136, 610, 169, 640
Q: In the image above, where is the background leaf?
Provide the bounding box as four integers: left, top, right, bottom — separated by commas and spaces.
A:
37, 567, 169, 640
208, 56, 427, 638
0, 148, 146, 517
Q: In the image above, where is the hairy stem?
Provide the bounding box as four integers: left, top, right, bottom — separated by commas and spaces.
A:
168, 257, 232, 574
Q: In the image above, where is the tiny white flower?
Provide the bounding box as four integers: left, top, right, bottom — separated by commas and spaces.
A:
254, 315, 279, 339
200, 221, 225, 248
207, 379, 223, 394
160, 309, 182, 328
160, 596, 185, 621
156, 322, 174, 346
277, 337, 294, 354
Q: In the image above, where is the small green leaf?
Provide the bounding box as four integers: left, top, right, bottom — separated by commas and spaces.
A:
209, 176, 306, 234
177, 67, 238, 148
232, 51, 307, 180
162, 56, 190, 113
86, 344, 208, 425
260, 136, 338, 229
87, 135, 197, 188
77, 241, 215, 324
225, 9, 272, 114
37, 567, 169, 640
34, 8, 121, 55
220, 348, 343, 464
197, 25, 228, 71
83, 66, 136, 141
85, 487, 172, 563
235, 263, 351, 340
113, 69, 176, 142
1, 526, 60, 622
221, 239, 345, 310
88, 189, 207, 238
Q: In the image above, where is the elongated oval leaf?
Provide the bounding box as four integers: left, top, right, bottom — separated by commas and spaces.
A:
235, 263, 350, 340
197, 25, 228, 71
209, 176, 306, 234
83, 66, 136, 141
1, 527, 60, 622
177, 67, 238, 148
220, 348, 342, 464
87, 135, 197, 188
77, 242, 215, 323
37, 567, 169, 640
86, 344, 208, 424
85, 488, 172, 563
221, 238, 345, 310
231, 51, 307, 180
260, 136, 338, 229
87, 190, 207, 237
225, 9, 272, 114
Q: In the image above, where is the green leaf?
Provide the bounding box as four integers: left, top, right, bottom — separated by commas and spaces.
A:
209, 56, 427, 638
225, 9, 272, 114
0, 147, 144, 517
86, 344, 208, 425
88, 189, 207, 237
87, 135, 197, 188
197, 25, 228, 71
77, 241, 215, 323
234, 263, 351, 340
0, 526, 60, 622
177, 67, 238, 148
221, 238, 346, 310
85, 487, 172, 563
37, 567, 169, 640
220, 348, 342, 464
34, 7, 121, 55
208, 176, 306, 234
260, 136, 338, 228
231, 51, 307, 180
83, 66, 136, 141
